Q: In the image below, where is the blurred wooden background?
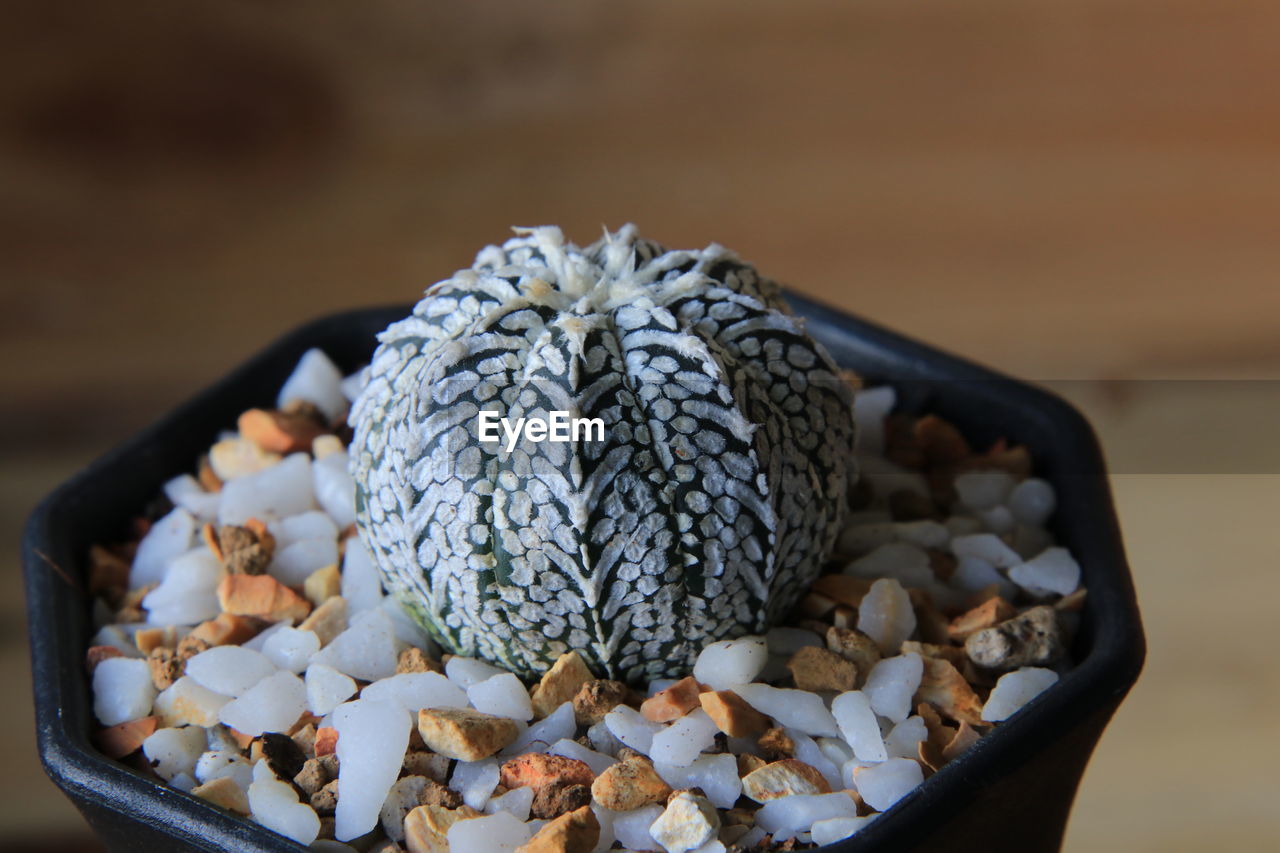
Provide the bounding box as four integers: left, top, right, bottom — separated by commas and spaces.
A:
2, 0, 1278, 850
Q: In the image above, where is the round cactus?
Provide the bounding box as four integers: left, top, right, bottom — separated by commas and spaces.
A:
350, 225, 856, 682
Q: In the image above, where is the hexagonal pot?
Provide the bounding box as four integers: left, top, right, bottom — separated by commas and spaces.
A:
24, 294, 1143, 852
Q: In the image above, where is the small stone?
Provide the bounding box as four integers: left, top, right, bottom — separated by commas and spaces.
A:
864, 654, 924, 724
942, 721, 982, 761
403, 803, 481, 853
857, 578, 917, 655
154, 676, 231, 727
915, 657, 985, 726
810, 575, 874, 610
590, 756, 672, 811
825, 627, 882, 681
692, 636, 768, 690
209, 437, 282, 482
419, 778, 463, 809
981, 667, 1059, 722
649, 790, 719, 853
417, 708, 520, 761
1009, 547, 1081, 597
397, 647, 443, 675
402, 751, 451, 783
698, 690, 770, 738
965, 605, 1064, 671
315, 726, 339, 757
239, 407, 326, 455
531, 782, 592, 820
757, 727, 795, 760
313, 434, 346, 459
134, 626, 177, 655
299, 596, 348, 647
913, 415, 971, 464
85, 645, 125, 673
187, 612, 260, 648
92, 716, 158, 758
500, 753, 595, 793
294, 755, 339, 796
516, 804, 599, 853
147, 647, 183, 691
310, 779, 339, 815
948, 597, 1017, 641
218, 574, 311, 622
853, 757, 923, 811
304, 564, 342, 607
786, 647, 857, 693
530, 652, 595, 719
736, 754, 768, 777
640, 676, 703, 723
216, 522, 276, 575
192, 775, 250, 815
741, 759, 832, 803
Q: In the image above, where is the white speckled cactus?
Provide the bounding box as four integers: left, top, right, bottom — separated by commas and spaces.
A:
350, 225, 855, 681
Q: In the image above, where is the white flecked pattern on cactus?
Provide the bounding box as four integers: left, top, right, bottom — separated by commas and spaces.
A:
349, 225, 855, 681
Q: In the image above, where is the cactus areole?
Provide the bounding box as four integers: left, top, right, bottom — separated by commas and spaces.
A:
350, 225, 857, 682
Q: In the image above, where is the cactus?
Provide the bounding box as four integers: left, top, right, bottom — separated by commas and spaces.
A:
350, 225, 855, 681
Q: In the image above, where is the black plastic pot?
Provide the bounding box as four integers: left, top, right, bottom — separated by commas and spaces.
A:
24, 294, 1143, 852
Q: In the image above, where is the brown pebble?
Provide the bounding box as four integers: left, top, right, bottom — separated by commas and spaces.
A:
403, 804, 481, 853
418, 778, 462, 809
216, 523, 275, 575
418, 708, 519, 762
948, 596, 1017, 641
501, 753, 595, 792
741, 759, 832, 802
217, 574, 311, 622
786, 646, 857, 692
700, 690, 771, 738
315, 726, 339, 757
85, 645, 124, 673
531, 782, 592, 820
192, 776, 250, 815
397, 647, 443, 675
293, 755, 339, 796
590, 756, 672, 811
639, 676, 703, 723
965, 605, 1065, 671
303, 564, 342, 607
915, 657, 985, 726
310, 779, 339, 816
757, 727, 795, 760
147, 647, 183, 691
914, 415, 971, 465
516, 804, 599, 853
810, 575, 874, 609
572, 679, 632, 727
92, 716, 158, 758
530, 652, 595, 719
402, 751, 451, 784
825, 626, 882, 681
188, 612, 261, 648
238, 407, 326, 455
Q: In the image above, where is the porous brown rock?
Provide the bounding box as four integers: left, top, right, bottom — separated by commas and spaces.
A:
965, 605, 1064, 670
786, 646, 857, 692
417, 708, 519, 761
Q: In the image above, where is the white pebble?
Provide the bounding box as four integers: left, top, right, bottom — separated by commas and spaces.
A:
788, 729, 844, 791
142, 547, 224, 626
1009, 478, 1056, 526
854, 757, 923, 811
980, 504, 1016, 535
341, 540, 384, 614
852, 386, 895, 455
243, 621, 292, 653
893, 519, 950, 550
885, 715, 928, 759
185, 646, 278, 698
732, 684, 839, 738
262, 627, 321, 674
693, 636, 768, 690
811, 816, 873, 845
196, 749, 254, 788
305, 664, 358, 716
248, 759, 320, 845
982, 667, 1059, 722
467, 672, 534, 721
846, 542, 933, 588
649, 709, 720, 767
270, 511, 339, 548
218, 671, 306, 736
954, 470, 1015, 511
154, 677, 230, 727
218, 453, 316, 526
483, 786, 535, 821
129, 507, 196, 588
143, 726, 207, 784
951, 533, 1021, 569
163, 475, 219, 522
756, 792, 859, 839
93, 657, 157, 726
831, 691, 886, 762
450, 758, 501, 810
1009, 547, 1081, 597
503, 701, 575, 755
310, 608, 402, 682
447, 810, 532, 853
332, 699, 412, 840
653, 753, 740, 809
381, 776, 428, 842
765, 627, 824, 657
446, 656, 508, 690
950, 556, 1018, 601
816, 736, 855, 770
611, 804, 664, 852
587, 720, 624, 756
278, 348, 347, 422
549, 738, 617, 775
362, 671, 468, 714
89, 625, 143, 657
864, 654, 924, 723
271, 538, 338, 587
313, 450, 357, 529
603, 705, 665, 755
857, 578, 917, 655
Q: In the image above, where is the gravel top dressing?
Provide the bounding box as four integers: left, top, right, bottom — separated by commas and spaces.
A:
83, 228, 1087, 853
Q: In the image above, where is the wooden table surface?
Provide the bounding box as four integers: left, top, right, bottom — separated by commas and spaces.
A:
2, 1, 1278, 849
